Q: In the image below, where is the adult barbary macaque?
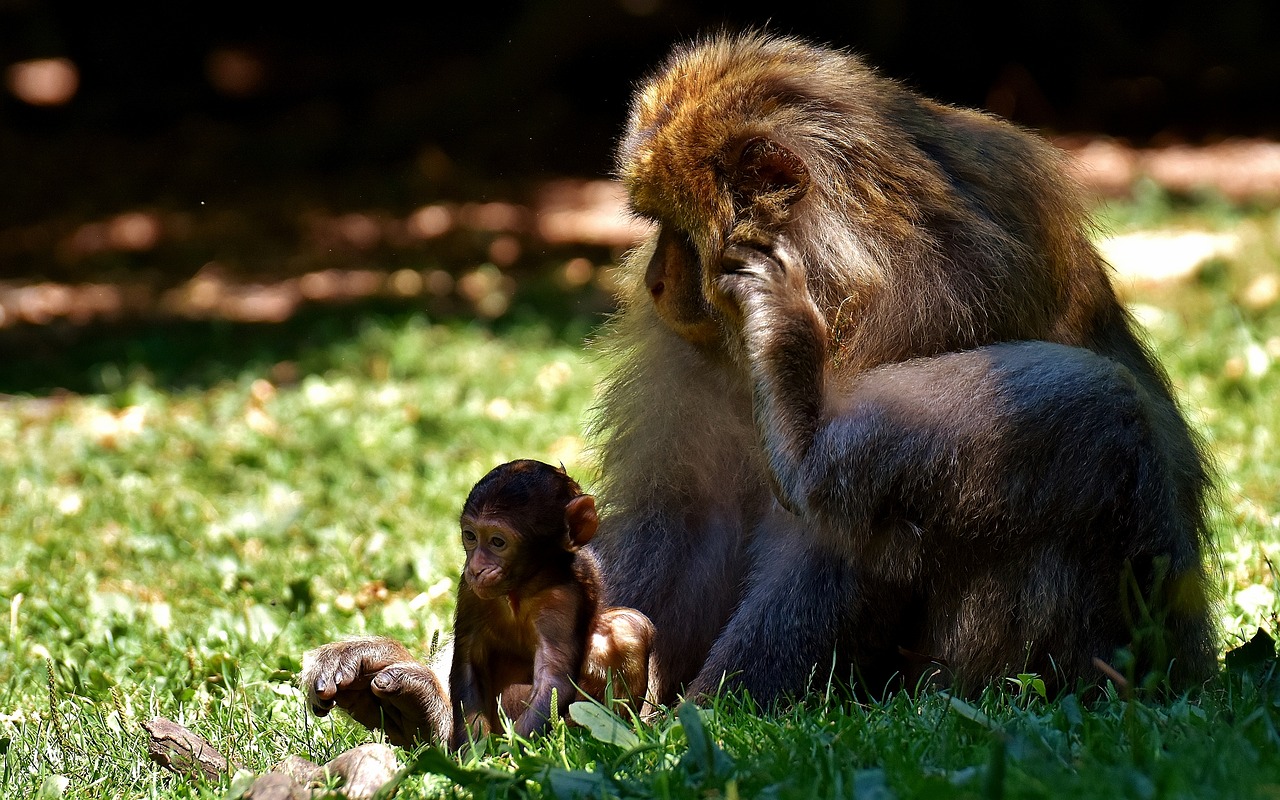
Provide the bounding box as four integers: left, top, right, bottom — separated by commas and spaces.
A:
302, 461, 652, 748
590, 32, 1216, 703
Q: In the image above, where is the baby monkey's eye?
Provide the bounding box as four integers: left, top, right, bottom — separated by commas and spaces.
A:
489, 536, 507, 550
462, 529, 477, 543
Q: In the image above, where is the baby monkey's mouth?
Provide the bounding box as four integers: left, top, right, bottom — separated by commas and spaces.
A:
467, 569, 505, 599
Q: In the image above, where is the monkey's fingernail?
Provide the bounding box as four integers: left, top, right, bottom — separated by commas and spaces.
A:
372, 671, 399, 694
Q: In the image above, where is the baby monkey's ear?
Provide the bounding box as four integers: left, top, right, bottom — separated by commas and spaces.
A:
564, 494, 598, 549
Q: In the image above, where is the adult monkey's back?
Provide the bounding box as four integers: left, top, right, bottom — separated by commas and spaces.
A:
590, 32, 1216, 704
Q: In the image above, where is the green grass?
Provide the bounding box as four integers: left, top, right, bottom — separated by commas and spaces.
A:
3, 201, 1280, 798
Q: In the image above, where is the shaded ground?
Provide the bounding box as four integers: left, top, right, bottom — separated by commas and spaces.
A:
1061, 137, 1280, 201
2, 137, 1278, 395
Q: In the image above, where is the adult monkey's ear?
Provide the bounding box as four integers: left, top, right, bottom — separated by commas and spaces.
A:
730, 136, 810, 208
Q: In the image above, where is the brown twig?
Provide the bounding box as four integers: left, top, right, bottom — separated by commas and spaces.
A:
1092, 656, 1131, 698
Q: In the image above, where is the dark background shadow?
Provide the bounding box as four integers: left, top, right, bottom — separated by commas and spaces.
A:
1, 1, 1277, 393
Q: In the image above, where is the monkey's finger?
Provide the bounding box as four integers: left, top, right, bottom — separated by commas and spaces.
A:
312, 672, 339, 701
721, 243, 771, 273
334, 665, 358, 689
371, 662, 440, 697
370, 669, 402, 696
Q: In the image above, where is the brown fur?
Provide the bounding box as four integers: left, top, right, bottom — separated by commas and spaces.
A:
591, 32, 1216, 703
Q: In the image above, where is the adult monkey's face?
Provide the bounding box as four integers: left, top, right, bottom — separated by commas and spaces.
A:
618, 40, 811, 349
640, 224, 722, 347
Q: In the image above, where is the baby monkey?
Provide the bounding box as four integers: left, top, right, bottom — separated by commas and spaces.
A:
449, 460, 653, 748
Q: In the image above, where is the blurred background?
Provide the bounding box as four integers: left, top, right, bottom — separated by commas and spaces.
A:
2, 0, 1278, 390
